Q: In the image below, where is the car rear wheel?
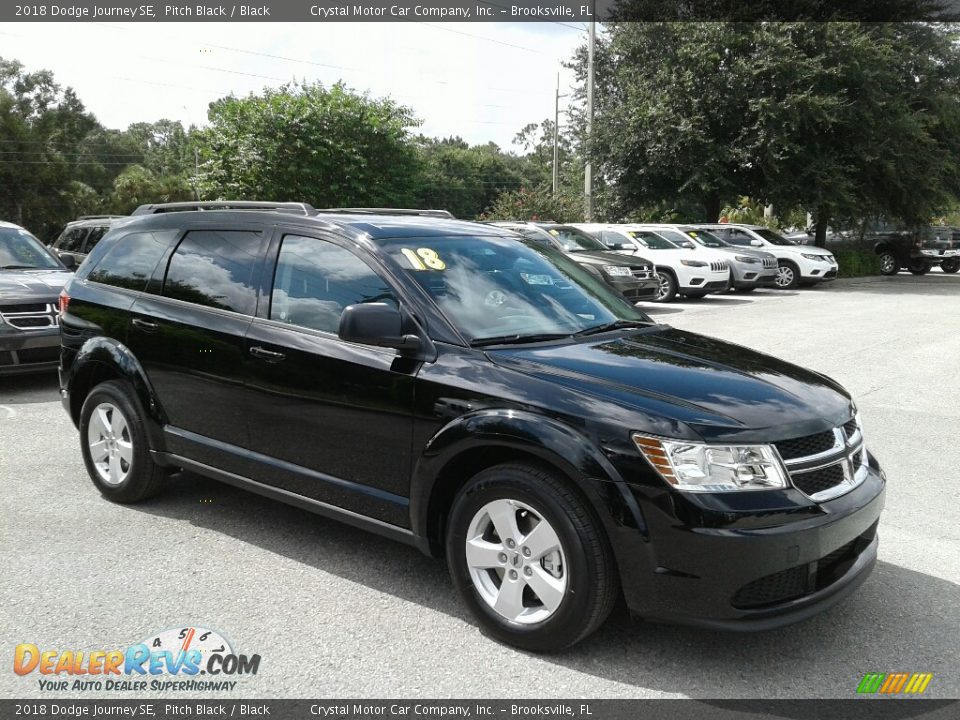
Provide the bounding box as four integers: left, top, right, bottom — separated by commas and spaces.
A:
941, 258, 959, 274
734, 286, 756, 293
878, 252, 898, 275
655, 269, 678, 302
446, 463, 618, 652
908, 259, 930, 275
79, 380, 167, 503
774, 261, 799, 289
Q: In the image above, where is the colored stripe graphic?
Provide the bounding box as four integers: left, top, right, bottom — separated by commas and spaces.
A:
857, 672, 932, 694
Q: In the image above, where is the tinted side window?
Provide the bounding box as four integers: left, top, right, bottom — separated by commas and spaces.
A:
82, 226, 108, 253
162, 230, 264, 315
87, 231, 174, 291
270, 234, 396, 334
57, 227, 88, 253
722, 229, 755, 246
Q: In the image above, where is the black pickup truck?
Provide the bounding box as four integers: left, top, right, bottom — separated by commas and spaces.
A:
874, 226, 960, 275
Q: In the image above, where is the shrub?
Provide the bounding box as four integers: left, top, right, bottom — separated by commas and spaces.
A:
833, 250, 881, 278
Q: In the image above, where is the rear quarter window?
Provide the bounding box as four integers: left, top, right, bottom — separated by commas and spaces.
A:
86, 231, 178, 292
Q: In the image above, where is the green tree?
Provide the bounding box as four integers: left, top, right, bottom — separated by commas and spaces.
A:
195, 81, 421, 207
481, 186, 582, 223
572, 21, 960, 243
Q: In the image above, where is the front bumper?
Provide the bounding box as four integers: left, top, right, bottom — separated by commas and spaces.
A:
617, 458, 885, 630
610, 276, 659, 301
0, 327, 61, 375
731, 268, 778, 289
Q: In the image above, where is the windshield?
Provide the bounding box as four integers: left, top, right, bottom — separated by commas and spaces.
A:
544, 226, 608, 253
625, 230, 677, 250
684, 229, 726, 248
0, 227, 61, 270
383, 235, 651, 345
754, 228, 796, 246
649, 228, 696, 248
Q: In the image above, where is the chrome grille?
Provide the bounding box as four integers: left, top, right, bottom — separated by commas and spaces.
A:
762, 257, 778, 269
0, 302, 59, 330
776, 420, 867, 501
631, 267, 655, 279
709, 261, 729, 272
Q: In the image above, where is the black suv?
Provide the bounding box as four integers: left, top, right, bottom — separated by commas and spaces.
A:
60, 203, 886, 650
874, 225, 960, 275
50, 215, 127, 264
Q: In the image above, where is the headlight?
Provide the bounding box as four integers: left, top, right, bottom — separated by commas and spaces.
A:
734, 255, 759, 264
680, 259, 707, 267
602, 265, 634, 277
801, 253, 827, 261
633, 435, 789, 492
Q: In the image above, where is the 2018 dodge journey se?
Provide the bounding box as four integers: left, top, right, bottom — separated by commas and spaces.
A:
59, 203, 886, 651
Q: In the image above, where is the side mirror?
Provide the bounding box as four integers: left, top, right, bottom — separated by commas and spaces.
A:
338, 303, 421, 352
750, 239, 763, 247
58, 252, 77, 270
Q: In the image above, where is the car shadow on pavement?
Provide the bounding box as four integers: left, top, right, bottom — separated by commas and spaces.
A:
0, 372, 60, 405
132, 471, 959, 698
829, 275, 960, 295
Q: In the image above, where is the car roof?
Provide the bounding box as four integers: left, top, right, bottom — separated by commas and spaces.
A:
116, 210, 515, 241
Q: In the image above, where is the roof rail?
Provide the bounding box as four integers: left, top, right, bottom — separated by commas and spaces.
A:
317, 207, 455, 219
75, 215, 126, 221
131, 201, 317, 216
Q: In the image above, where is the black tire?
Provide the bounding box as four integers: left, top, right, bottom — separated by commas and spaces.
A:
654, 269, 678, 302
683, 292, 707, 300
734, 286, 756, 293
774, 260, 800, 290
940, 258, 959, 274
878, 251, 899, 276
908, 259, 930, 276
446, 463, 619, 652
79, 380, 167, 503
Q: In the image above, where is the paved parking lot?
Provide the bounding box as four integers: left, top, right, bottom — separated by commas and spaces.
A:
1, 272, 958, 699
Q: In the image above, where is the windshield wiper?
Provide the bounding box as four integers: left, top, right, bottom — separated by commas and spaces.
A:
0, 265, 42, 270
574, 319, 650, 337
469, 332, 573, 348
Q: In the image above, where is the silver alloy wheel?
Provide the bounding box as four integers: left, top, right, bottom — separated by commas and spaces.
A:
87, 402, 133, 486
775, 264, 795, 288
465, 498, 568, 625
880, 254, 896, 274
656, 273, 671, 301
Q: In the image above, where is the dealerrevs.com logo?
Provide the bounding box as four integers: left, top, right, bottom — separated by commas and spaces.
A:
13, 626, 260, 692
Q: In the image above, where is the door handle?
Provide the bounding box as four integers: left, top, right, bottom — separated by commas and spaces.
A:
131, 318, 158, 332
249, 346, 286, 362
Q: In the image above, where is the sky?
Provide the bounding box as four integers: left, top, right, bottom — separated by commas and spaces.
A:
1, 22, 586, 151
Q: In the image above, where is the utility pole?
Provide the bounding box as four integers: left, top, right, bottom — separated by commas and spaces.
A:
584, 9, 595, 221
553, 73, 569, 197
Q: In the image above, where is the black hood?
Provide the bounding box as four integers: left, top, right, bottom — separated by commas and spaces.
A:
489, 326, 853, 442
568, 249, 653, 269
0, 269, 73, 303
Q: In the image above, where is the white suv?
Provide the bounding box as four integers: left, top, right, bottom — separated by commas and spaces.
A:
694, 224, 837, 289
573, 224, 730, 302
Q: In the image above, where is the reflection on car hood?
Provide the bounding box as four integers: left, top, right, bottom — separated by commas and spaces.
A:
489, 327, 852, 440
713, 246, 776, 260
0, 269, 73, 302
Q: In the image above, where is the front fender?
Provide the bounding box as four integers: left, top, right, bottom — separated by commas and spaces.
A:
409, 409, 649, 550
69, 337, 167, 451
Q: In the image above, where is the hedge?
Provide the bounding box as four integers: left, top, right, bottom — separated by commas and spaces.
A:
832, 250, 882, 278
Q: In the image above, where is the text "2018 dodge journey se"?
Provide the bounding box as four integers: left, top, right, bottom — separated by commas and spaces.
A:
59, 203, 885, 651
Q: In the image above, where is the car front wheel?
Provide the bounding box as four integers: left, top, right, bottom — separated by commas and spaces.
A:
446, 463, 618, 652
655, 270, 678, 302
79, 380, 167, 503
941, 258, 959, 274
774, 261, 799, 289
878, 252, 898, 275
